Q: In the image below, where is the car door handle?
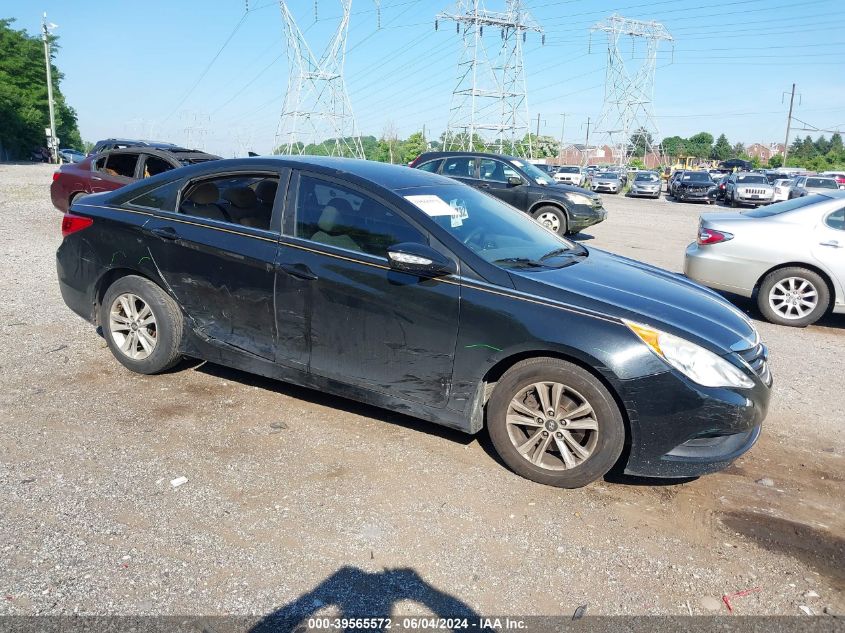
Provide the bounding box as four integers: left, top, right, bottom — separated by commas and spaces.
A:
478, 183, 491, 189
277, 263, 318, 281
151, 226, 179, 241
819, 240, 841, 248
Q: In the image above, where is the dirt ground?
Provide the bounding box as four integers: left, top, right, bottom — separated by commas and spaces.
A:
0, 163, 842, 620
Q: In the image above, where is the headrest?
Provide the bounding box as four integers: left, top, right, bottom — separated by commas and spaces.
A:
222, 186, 257, 209
256, 180, 278, 204
188, 182, 219, 205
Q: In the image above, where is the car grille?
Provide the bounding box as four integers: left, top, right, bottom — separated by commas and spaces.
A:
737, 342, 771, 385
685, 186, 708, 194
742, 188, 768, 195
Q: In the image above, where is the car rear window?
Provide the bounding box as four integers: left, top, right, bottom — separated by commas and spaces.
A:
806, 178, 838, 189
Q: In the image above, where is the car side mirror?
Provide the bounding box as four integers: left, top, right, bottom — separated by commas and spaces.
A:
387, 242, 457, 278
507, 176, 523, 187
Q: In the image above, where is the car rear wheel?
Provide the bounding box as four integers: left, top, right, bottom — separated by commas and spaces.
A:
487, 358, 625, 488
100, 275, 184, 374
758, 267, 830, 327
533, 205, 568, 236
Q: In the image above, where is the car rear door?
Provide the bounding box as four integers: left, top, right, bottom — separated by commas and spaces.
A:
139, 167, 288, 360
90, 151, 141, 193
277, 170, 460, 406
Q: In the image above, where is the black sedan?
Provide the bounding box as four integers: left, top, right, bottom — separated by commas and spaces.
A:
56, 157, 771, 488
409, 151, 605, 236
670, 171, 718, 204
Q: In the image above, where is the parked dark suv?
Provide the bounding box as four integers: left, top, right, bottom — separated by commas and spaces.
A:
409, 151, 606, 236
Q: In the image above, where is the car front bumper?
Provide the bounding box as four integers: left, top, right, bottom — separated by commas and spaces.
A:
629, 186, 661, 197
593, 184, 619, 193
620, 366, 770, 478
675, 188, 718, 202
569, 202, 607, 231
735, 192, 773, 205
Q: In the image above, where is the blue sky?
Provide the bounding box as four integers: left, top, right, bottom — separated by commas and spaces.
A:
5, 0, 844, 156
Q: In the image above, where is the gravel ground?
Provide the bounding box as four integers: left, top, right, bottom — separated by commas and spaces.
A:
0, 163, 843, 620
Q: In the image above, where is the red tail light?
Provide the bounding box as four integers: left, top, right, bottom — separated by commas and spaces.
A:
61, 213, 93, 238
697, 228, 733, 245
408, 155, 421, 168
52, 171, 60, 182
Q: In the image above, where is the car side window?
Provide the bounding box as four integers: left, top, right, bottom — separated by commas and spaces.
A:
143, 155, 173, 178
417, 159, 442, 173
128, 180, 182, 211
294, 174, 425, 257
103, 152, 139, 178
441, 156, 476, 179
825, 208, 845, 231
479, 159, 508, 183
178, 174, 279, 231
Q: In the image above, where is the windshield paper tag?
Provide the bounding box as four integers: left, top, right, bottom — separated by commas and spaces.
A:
404, 195, 454, 217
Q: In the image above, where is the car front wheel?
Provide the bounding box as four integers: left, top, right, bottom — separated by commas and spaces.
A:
487, 358, 625, 488
533, 205, 568, 236
757, 267, 830, 327
100, 275, 184, 374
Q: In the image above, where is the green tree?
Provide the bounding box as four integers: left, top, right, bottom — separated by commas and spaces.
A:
732, 142, 746, 158
661, 136, 686, 158
685, 132, 714, 159
711, 134, 732, 161
0, 18, 82, 158
830, 133, 843, 155
402, 131, 428, 164
767, 154, 783, 169
814, 135, 830, 155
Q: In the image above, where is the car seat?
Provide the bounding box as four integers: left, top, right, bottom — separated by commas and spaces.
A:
310, 198, 362, 252
180, 182, 228, 222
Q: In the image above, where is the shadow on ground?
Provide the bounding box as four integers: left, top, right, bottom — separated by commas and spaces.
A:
250, 566, 491, 632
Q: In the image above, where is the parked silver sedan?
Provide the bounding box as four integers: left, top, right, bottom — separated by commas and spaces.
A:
591, 171, 621, 194
685, 192, 845, 327
628, 171, 662, 198
789, 176, 840, 198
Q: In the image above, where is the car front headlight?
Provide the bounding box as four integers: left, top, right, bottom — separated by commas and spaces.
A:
564, 192, 593, 205
624, 321, 754, 389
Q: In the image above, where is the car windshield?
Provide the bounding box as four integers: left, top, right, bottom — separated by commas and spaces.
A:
737, 174, 768, 184
559, 167, 580, 173
682, 172, 712, 182
742, 195, 825, 218
806, 178, 838, 189
403, 185, 579, 268
635, 173, 659, 182
596, 172, 617, 179
509, 158, 554, 185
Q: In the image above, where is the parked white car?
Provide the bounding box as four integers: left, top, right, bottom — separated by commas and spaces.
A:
772, 178, 794, 202
553, 165, 585, 186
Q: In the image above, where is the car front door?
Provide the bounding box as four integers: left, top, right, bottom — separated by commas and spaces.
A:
139, 168, 287, 360
477, 158, 528, 210
277, 171, 460, 406
812, 207, 845, 301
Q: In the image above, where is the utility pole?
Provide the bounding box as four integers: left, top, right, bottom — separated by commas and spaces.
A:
41, 13, 58, 164
782, 83, 797, 168
582, 117, 591, 166
533, 113, 541, 159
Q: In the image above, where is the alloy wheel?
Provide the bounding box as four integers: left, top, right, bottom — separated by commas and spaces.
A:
768, 277, 819, 320
109, 293, 158, 360
506, 381, 599, 471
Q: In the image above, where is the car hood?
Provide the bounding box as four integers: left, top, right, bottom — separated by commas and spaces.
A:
509, 247, 757, 354
547, 182, 597, 197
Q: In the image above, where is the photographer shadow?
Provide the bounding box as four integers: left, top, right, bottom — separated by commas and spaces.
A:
250, 566, 490, 632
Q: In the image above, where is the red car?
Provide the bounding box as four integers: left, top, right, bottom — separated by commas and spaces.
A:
50, 146, 220, 213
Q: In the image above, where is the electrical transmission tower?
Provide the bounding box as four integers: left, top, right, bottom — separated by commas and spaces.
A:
437, 0, 542, 157
276, 1, 364, 158
590, 14, 673, 166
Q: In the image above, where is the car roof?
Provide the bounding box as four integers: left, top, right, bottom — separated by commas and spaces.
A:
95, 138, 193, 151
416, 150, 522, 161
275, 155, 459, 190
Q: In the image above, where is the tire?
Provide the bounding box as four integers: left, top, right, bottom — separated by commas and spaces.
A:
757, 267, 830, 327
100, 275, 184, 374
729, 191, 737, 208
487, 358, 625, 488
532, 205, 568, 236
